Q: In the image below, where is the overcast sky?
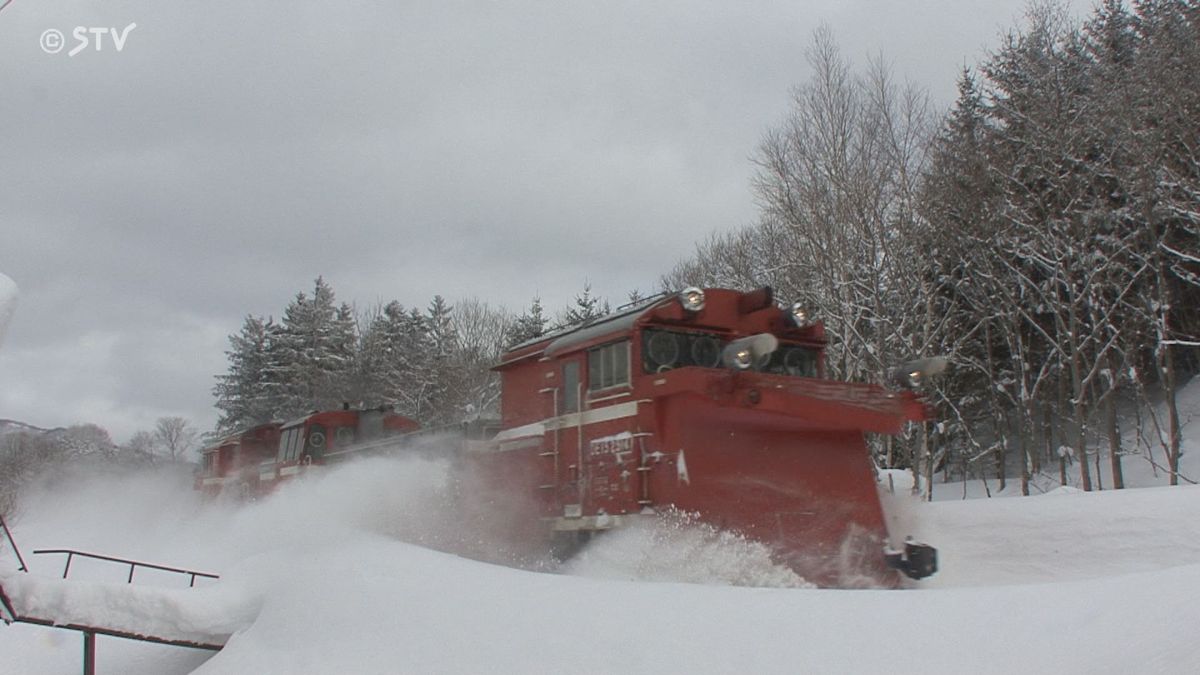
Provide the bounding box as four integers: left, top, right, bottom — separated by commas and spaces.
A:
0, 0, 1088, 442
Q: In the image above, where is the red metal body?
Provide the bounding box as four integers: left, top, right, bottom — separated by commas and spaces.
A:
195, 408, 419, 496
196, 423, 281, 497
476, 287, 931, 587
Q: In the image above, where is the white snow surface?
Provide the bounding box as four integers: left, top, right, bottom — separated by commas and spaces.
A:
3, 379, 1200, 673
2, 458, 1199, 673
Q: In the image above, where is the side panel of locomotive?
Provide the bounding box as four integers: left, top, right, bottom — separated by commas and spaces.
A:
196, 422, 282, 497
198, 407, 420, 496
263, 407, 421, 488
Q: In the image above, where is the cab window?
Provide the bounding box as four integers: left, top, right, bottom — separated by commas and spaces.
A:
588, 340, 629, 391
563, 361, 580, 413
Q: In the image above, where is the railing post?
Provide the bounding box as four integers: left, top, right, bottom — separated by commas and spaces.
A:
127, 563, 135, 584
0, 514, 28, 572
82, 630, 96, 675
63, 552, 74, 579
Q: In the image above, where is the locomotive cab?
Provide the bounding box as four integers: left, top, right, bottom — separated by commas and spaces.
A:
266, 407, 421, 487
196, 422, 282, 497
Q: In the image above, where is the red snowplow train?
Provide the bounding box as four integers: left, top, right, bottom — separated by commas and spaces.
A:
196, 286, 938, 587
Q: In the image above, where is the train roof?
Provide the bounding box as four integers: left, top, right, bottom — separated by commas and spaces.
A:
499, 293, 671, 366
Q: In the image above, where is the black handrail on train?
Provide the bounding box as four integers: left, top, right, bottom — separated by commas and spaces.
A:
31, 549, 219, 587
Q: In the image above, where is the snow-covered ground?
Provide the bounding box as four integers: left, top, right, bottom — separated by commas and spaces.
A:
3, 434, 1200, 674
1, 334, 1197, 673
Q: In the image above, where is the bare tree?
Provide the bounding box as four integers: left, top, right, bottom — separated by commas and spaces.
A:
153, 417, 198, 462
447, 297, 513, 420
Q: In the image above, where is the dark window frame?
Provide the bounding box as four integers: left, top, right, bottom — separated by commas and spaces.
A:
562, 361, 581, 413
588, 340, 631, 392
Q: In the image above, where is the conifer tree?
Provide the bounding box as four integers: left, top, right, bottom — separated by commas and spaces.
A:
275, 277, 354, 417
558, 282, 609, 329
213, 314, 278, 433
510, 296, 547, 345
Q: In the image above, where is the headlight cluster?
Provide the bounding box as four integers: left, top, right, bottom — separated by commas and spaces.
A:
678, 287, 706, 313
730, 346, 754, 370
889, 356, 949, 390
722, 333, 779, 371
788, 301, 815, 328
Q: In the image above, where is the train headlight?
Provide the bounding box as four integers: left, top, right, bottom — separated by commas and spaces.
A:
789, 302, 814, 328
678, 287, 706, 313
731, 347, 754, 370
722, 333, 779, 371
888, 356, 949, 390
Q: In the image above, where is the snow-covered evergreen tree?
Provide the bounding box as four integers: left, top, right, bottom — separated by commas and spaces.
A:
214, 314, 278, 433
357, 301, 434, 420
510, 296, 547, 345
274, 277, 357, 418
557, 282, 609, 329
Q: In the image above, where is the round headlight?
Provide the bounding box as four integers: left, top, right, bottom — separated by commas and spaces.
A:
679, 287, 706, 312
731, 347, 754, 370
789, 302, 814, 328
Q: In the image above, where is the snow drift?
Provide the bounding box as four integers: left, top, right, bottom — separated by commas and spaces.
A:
4, 424, 1200, 673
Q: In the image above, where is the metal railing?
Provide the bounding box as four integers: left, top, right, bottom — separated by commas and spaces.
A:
0, 514, 28, 572
31, 549, 219, 587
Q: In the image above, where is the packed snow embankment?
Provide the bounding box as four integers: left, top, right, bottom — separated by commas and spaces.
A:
7, 452, 1200, 673
190, 467, 1200, 674
921, 483, 1200, 587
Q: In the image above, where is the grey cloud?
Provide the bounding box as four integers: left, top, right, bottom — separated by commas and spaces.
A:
0, 0, 1088, 441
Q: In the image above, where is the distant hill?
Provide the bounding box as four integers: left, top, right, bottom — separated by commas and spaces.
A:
0, 419, 59, 436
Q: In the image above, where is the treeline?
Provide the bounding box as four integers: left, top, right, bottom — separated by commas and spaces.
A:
1, 423, 144, 517
664, 1, 1200, 495
213, 277, 614, 435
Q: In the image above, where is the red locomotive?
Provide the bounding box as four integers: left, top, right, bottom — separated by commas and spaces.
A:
195, 406, 419, 497
470, 286, 937, 587
197, 286, 939, 587
197, 422, 281, 498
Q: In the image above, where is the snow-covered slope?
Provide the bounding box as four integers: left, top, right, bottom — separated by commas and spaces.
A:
3, 451, 1200, 674
921, 375, 1200, 502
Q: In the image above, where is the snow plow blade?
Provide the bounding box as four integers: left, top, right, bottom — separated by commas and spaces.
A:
647, 370, 932, 587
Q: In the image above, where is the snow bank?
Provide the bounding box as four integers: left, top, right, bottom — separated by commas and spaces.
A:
6, 448, 1200, 673
195, 538, 1200, 675
922, 483, 1200, 588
